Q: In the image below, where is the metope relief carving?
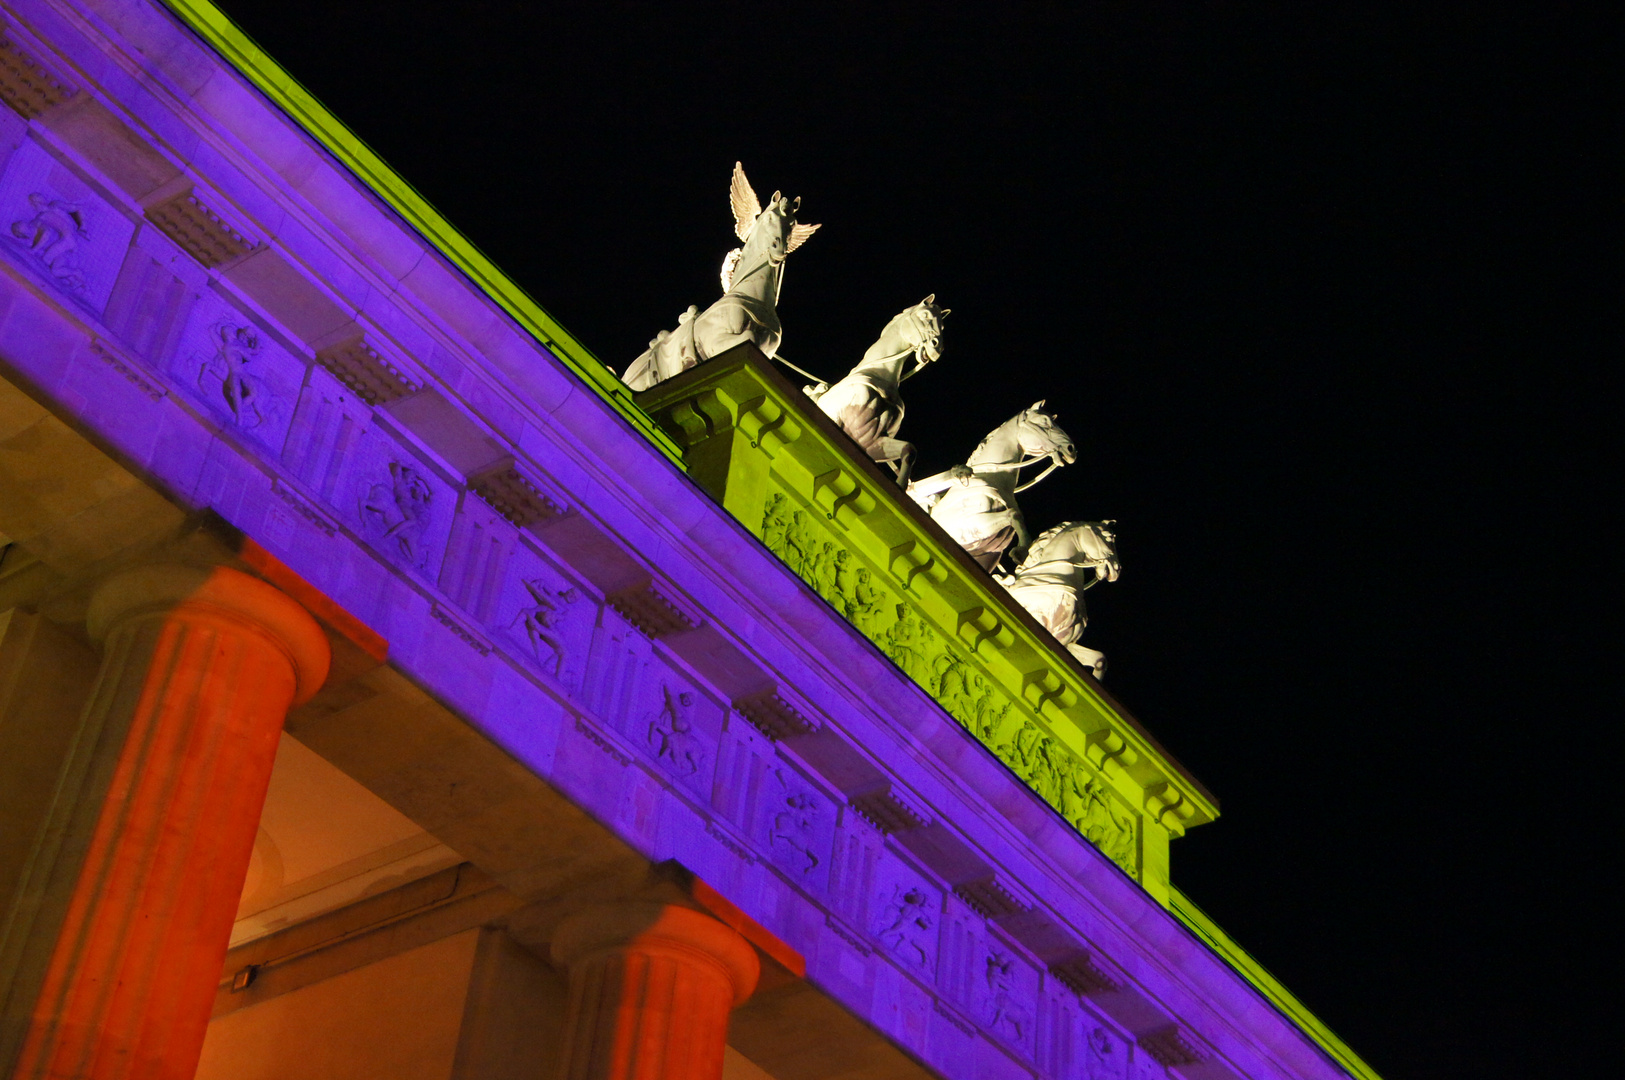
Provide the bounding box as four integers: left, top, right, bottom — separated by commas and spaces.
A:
1085, 1026, 1128, 1080
761, 491, 1139, 875
763, 767, 830, 885
510, 577, 579, 677
496, 545, 594, 694
170, 295, 302, 452
10, 192, 84, 289
0, 140, 134, 310
871, 881, 937, 971
645, 684, 707, 782
979, 949, 1034, 1051
197, 322, 271, 429
359, 461, 435, 570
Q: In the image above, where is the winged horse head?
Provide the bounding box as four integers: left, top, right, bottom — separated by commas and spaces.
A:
720, 162, 821, 296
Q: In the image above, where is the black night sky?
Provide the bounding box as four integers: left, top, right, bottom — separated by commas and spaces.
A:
205, 4, 1610, 1077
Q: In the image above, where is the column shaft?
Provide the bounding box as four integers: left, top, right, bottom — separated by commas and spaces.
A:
553, 904, 759, 1080
9, 566, 328, 1080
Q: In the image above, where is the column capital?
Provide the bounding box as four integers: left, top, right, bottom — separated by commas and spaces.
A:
552, 902, 760, 1007
87, 564, 330, 703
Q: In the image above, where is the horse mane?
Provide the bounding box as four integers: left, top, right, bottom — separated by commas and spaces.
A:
1013, 522, 1075, 572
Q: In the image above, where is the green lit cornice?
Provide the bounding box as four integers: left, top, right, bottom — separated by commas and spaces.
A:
638, 345, 1220, 902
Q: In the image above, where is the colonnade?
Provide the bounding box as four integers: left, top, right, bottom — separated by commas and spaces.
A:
0, 565, 758, 1080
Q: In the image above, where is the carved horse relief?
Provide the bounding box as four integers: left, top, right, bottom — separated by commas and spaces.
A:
804, 296, 948, 486
907, 402, 1077, 571
623, 163, 819, 391
995, 520, 1119, 678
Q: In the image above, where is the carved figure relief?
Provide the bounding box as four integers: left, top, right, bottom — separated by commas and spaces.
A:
1063, 773, 1137, 872
646, 684, 706, 779
10, 192, 86, 289
873, 883, 935, 969
1086, 1026, 1126, 1080
767, 768, 822, 875
510, 577, 579, 677
980, 950, 1032, 1045
760, 490, 1133, 874
359, 461, 433, 568
194, 320, 272, 428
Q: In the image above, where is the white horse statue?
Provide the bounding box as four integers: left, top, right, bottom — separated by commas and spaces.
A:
995, 521, 1119, 679
624, 163, 820, 391
907, 402, 1077, 570
804, 296, 948, 486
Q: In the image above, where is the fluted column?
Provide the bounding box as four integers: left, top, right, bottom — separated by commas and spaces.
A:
10, 565, 329, 1080
551, 903, 760, 1080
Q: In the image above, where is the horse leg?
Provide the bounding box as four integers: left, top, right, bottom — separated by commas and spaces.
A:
1065, 644, 1107, 679
870, 437, 916, 487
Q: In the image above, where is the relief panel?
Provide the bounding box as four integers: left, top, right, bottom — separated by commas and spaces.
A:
630, 662, 721, 798
763, 490, 1144, 879
0, 138, 134, 312
336, 424, 455, 579
169, 290, 303, 454
493, 538, 593, 694
974, 943, 1038, 1058
1081, 1023, 1130, 1080
868, 854, 941, 975
755, 761, 834, 895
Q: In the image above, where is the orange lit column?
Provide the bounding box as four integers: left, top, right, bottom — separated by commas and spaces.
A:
12, 565, 329, 1080
551, 903, 761, 1080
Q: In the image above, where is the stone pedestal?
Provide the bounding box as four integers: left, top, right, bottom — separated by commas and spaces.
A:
10, 565, 328, 1080
550, 904, 759, 1080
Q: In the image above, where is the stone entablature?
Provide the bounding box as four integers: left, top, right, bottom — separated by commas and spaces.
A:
0, 3, 1374, 1080
639, 348, 1215, 893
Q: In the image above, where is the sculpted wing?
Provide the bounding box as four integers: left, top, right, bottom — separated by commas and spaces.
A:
730, 162, 761, 241
786, 222, 822, 253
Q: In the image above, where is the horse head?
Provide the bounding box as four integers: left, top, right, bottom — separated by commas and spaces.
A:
722, 162, 820, 291
1071, 520, 1121, 583
1014, 400, 1078, 468
900, 294, 950, 365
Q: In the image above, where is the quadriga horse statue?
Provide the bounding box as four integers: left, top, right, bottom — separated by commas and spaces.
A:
907, 402, 1076, 571
623, 163, 820, 391
995, 521, 1119, 679
804, 296, 949, 486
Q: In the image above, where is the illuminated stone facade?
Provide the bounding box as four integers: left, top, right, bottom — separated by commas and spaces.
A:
0, 3, 1378, 1080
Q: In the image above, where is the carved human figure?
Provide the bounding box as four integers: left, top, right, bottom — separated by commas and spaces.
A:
996, 520, 1120, 678
1085, 1026, 1122, 1080
907, 402, 1077, 571
199, 321, 267, 428
848, 567, 887, 633
768, 772, 821, 874
11, 193, 87, 288
359, 461, 433, 567
803, 296, 949, 485
982, 951, 1031, 1042
511, 577, 579, 676
873, 884, 934, 968
883, 606, 928, 680
647, 684, 704, 777
1062, 771, 1135, 869
624, 163, 819, 390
